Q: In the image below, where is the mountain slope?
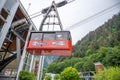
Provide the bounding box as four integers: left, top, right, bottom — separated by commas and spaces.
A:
72, 13, 120, 57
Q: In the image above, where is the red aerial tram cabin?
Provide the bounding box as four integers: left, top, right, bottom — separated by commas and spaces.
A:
26, 31, 72, 56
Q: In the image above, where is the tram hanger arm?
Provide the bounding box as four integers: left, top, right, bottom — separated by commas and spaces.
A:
41, 0, 75, 14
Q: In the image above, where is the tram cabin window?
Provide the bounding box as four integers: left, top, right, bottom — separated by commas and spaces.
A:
30, 33, 43, 40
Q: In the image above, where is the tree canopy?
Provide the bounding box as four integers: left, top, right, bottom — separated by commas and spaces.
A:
60, 67, 81, 80
94, 66, 120, 80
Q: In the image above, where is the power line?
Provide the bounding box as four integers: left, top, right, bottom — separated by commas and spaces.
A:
29, 11, 42, 17
67, 0, 76, 4
65, 2, 120, 30
30, 13, 43, 19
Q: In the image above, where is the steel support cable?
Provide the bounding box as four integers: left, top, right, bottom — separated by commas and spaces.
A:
65, 2, 120, 30
66, 0, 76, 4
29, 0, 69, 17
29, 11, 42, 17
30, 13, 43, 19
28, 0, 76, 19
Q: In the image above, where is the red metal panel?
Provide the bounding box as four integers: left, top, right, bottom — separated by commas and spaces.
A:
27, 40, 71, 50
27, 40, 43, 50
42, 40, 69, 50
26, 38, 72, 56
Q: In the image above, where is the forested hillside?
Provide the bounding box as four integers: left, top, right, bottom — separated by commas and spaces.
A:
73, 13, 120, 57
46, 13, 120, 73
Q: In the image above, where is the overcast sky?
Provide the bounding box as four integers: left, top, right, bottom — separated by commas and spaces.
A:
20, 0, 120, 44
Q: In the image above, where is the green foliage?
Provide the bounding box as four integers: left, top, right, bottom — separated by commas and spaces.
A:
42, 68, 47, 80
82, 60, 95, 72
45, 75, 52, 80
47, 46, 120, 73
95, 47, 109, 62
47, 62, 58, 73
94, 66, 120, 80
54, 74, 60, 80
19, 70, 36, 80
74, 62, 84, 72
103, 46, 120, 66
60, 67, 81, 80
47, 57, 80, 73
86, 49, 93, 56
